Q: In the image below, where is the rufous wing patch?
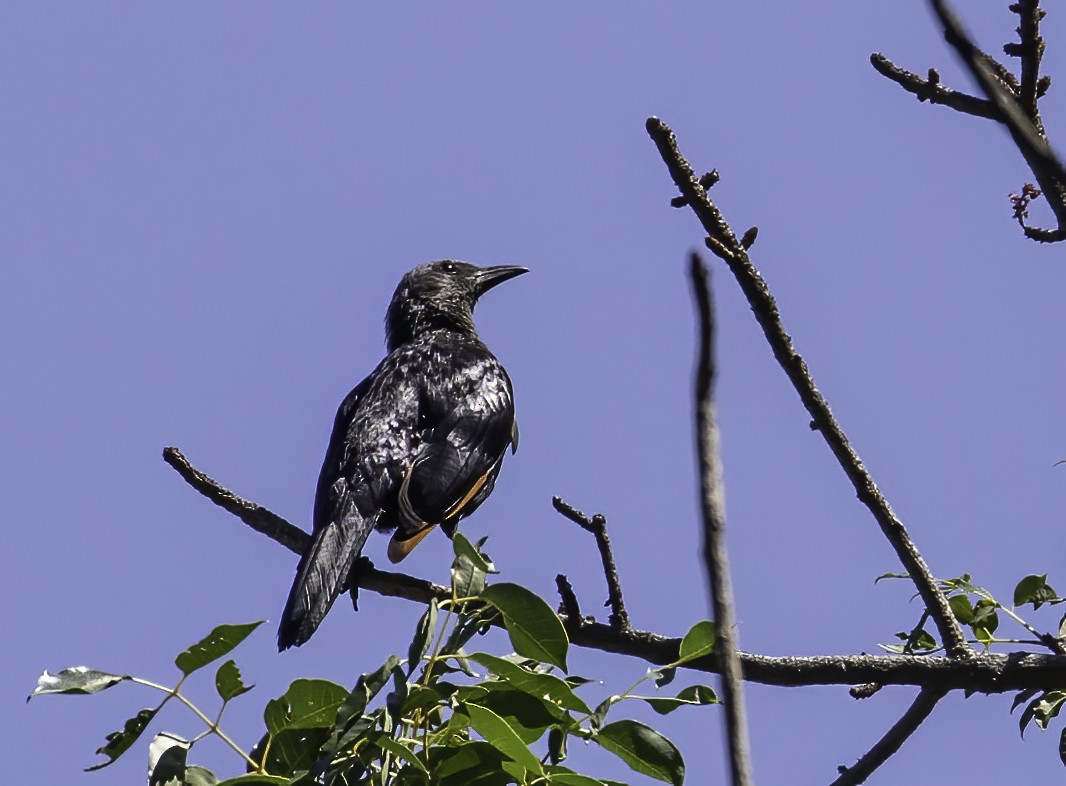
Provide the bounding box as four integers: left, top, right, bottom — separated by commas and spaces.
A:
387, 524, 437, 563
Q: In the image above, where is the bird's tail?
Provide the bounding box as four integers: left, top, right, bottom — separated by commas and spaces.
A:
277, 515, 374, 651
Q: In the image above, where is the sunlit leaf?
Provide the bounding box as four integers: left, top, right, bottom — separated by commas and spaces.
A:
175, 621, 264, 677
948, 594, 974, 624
481, 583, 568, 671
470, 652, 590, 713
265, 678, 347, 736
1035, 691, 1066, 730
465, 702, 544, 775
29, 667, 128, 699
453, 532, 496, 574
677, 621, 715, 664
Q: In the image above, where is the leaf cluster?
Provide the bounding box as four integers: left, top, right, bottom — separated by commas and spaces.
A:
30, 535, 720, 785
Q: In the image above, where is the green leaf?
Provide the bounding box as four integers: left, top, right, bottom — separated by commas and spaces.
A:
265, 678, 348, 735
215, 776, 291, 785
1059, 727, 1066, 768
378, 735, 430, 774
595, 720, 684, 785
480, 583, 569, 671
547, 726, 567, 765
1020, 695, 1042, 737
431, 741, 510, 782
29, 667, 128, 699
590, 697, 615, 730
469, 687, 563, 743
215, 660, 253, 702
408, 601, 439, 676
469, 652, 590, 713
326, 656, 402, 756
1035, 691, 1066, 730
175, 621, 264, 676
250, 726, 332, 776
86, 707, 158, 771
940, 574, 981, 595
544, 768, 609, 786
639, 684, 720, 714
1015, 574, 1062, 609
677, 621, 715, 664
453, 531, 496, 574
1012, 688, 1042, 714
465, 702, 544, 775
948, 594, 974, 624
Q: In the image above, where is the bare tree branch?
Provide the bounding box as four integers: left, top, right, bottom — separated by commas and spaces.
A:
164, 445, 1066, 692
875, 0, 1066, 241
552, 496, 631, 632
830, 687, 947, 786
690, 252, 754, 786
869, 54, 999, 120
643, 117, 971, 660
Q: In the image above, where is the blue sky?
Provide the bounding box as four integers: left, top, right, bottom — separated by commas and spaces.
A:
6, 2, 1066, 783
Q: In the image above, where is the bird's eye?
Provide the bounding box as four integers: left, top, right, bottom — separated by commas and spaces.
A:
441, 262, 457, 274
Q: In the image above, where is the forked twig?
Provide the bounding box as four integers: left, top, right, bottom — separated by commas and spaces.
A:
552, 496, 631, 632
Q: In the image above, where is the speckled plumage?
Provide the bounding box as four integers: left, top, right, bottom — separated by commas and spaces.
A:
278, 261, 526, 650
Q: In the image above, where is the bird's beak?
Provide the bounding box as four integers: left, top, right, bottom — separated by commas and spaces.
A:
473, 265, 529, 296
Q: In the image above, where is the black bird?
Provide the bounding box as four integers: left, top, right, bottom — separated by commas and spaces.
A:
278, 260, 527, 650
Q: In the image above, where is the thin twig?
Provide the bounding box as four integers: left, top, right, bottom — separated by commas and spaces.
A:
690, 252, 753, 786
163, 447, 307, 553
551, 496, 632, 631
165, 445, 1066, 691
869, 54, 1000, 120
644, 117, 971, 660
830, 687, 947, 786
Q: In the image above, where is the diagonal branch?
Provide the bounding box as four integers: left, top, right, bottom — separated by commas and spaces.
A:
644, 117, 971, 660
690, 252, 753, 786
552, 496, 631, 632
830, 687, 947, 786
164, 446, 1066, 692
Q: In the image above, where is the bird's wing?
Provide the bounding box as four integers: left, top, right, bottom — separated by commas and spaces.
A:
312, 376, 373, 533
389, 391, 514, 562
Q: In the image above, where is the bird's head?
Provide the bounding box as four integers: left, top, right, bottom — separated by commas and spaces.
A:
386, 260, 528, 349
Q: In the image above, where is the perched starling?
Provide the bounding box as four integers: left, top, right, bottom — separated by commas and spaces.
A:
278, 260, 526, 650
